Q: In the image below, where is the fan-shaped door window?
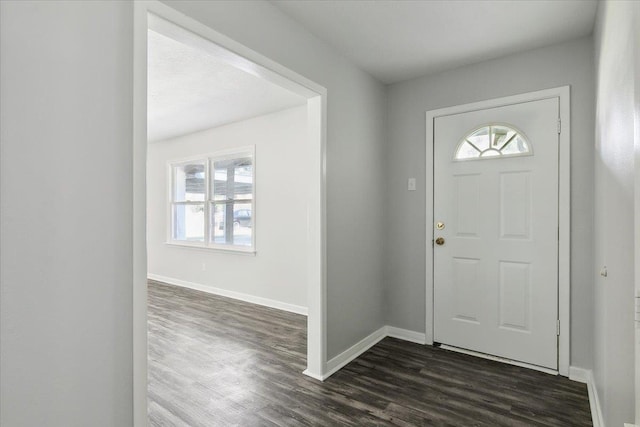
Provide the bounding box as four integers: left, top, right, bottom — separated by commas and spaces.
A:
454, 125, 531, 160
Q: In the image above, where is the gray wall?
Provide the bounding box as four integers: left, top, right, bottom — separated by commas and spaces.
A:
0, 1, 133, 426
0, 0, 388, 423
593, 1, 637, 425
384, 37, 595, 370
0, 2, 389, 423
158, 0, 388, 359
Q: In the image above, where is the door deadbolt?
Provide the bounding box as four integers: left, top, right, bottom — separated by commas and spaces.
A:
436, 222, 445, 230
435, 237, 445, 246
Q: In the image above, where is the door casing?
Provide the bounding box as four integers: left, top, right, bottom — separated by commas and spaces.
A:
425, 86, 571, 376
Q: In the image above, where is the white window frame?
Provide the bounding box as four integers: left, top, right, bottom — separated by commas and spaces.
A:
167, 145, 256, 253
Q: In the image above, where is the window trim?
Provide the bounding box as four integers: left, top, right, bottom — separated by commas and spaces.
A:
166, 146, 256, 253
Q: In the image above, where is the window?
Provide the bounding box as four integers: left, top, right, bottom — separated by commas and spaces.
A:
454, 124, 531, 160
169, 147, 254, 251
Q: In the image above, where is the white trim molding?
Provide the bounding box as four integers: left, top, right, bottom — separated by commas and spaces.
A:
301, 370, 325, 381
386, 326, 427, 344
568, 366, 589, 383
148, 274, 308, 316
324, 327, 388, 380
320, 326, 427, 381
425, 86, 571, 377
569, 367, 605, 427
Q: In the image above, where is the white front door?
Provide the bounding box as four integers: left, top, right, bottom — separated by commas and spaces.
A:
433, 98, 559, 370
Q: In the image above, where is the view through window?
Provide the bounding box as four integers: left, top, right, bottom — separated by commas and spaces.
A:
170, 147, 254, 250
454, 125, 531, 160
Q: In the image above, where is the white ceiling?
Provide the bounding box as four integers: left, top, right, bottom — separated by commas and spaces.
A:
271, 0, 599, 84
149, 1, 598, 140
147, 30, 307, 143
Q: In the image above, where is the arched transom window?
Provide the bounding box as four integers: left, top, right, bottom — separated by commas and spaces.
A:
454, 125, 531, 160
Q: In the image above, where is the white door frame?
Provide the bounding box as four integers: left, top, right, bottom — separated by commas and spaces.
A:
425, 86, 571, 377
133, 2, 328, 425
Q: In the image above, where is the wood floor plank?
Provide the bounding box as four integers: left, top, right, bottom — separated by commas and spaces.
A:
148, 280, 591, 426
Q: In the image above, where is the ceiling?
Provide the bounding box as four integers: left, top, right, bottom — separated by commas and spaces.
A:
271, 0, 599, 84
149, 1, 598, 140
148, 30, 306, 143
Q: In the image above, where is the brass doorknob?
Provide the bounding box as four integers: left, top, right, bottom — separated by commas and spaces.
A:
435, 237, 445, 246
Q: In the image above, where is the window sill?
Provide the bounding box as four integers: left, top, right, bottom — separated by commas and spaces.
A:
165, 241, 256, 256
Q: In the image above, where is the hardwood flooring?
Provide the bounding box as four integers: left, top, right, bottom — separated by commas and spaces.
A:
148, 280, 592, 426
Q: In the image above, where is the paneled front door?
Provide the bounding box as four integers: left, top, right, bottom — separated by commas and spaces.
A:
433, 98, 559, 370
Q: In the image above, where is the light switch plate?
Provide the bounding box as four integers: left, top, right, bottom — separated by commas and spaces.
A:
408, 178, 416, 191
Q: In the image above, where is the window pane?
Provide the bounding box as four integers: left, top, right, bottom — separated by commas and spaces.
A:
232, 203, 252, 246
467, 127, 490, 152
172, 204, 204, 242
500, 135, 530, 156
174, 162, 205, 202
212, 157, 253, 201
456, 141, 480, 159
209, 202, 252, 247
454, 125, 531, 160
210, 203, 227, 244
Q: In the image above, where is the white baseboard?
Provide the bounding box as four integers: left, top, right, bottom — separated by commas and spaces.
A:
302, 369, 324, 381
385, 326, 427, 344
324, 326, 388, 380
568, 366, 589, 383
569, 367, 604, 427
148, 274, 308, 316
318, 326, 426, 381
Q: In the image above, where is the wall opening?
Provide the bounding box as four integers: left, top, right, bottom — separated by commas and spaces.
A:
133, 4, 327, 424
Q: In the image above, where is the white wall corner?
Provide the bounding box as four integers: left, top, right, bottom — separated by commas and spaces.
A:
570, 367, 605, 427
147, 274, 308, 316
386, 326, 427, 345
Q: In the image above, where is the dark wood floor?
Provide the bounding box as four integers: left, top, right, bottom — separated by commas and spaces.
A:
148, 280, 592, 426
